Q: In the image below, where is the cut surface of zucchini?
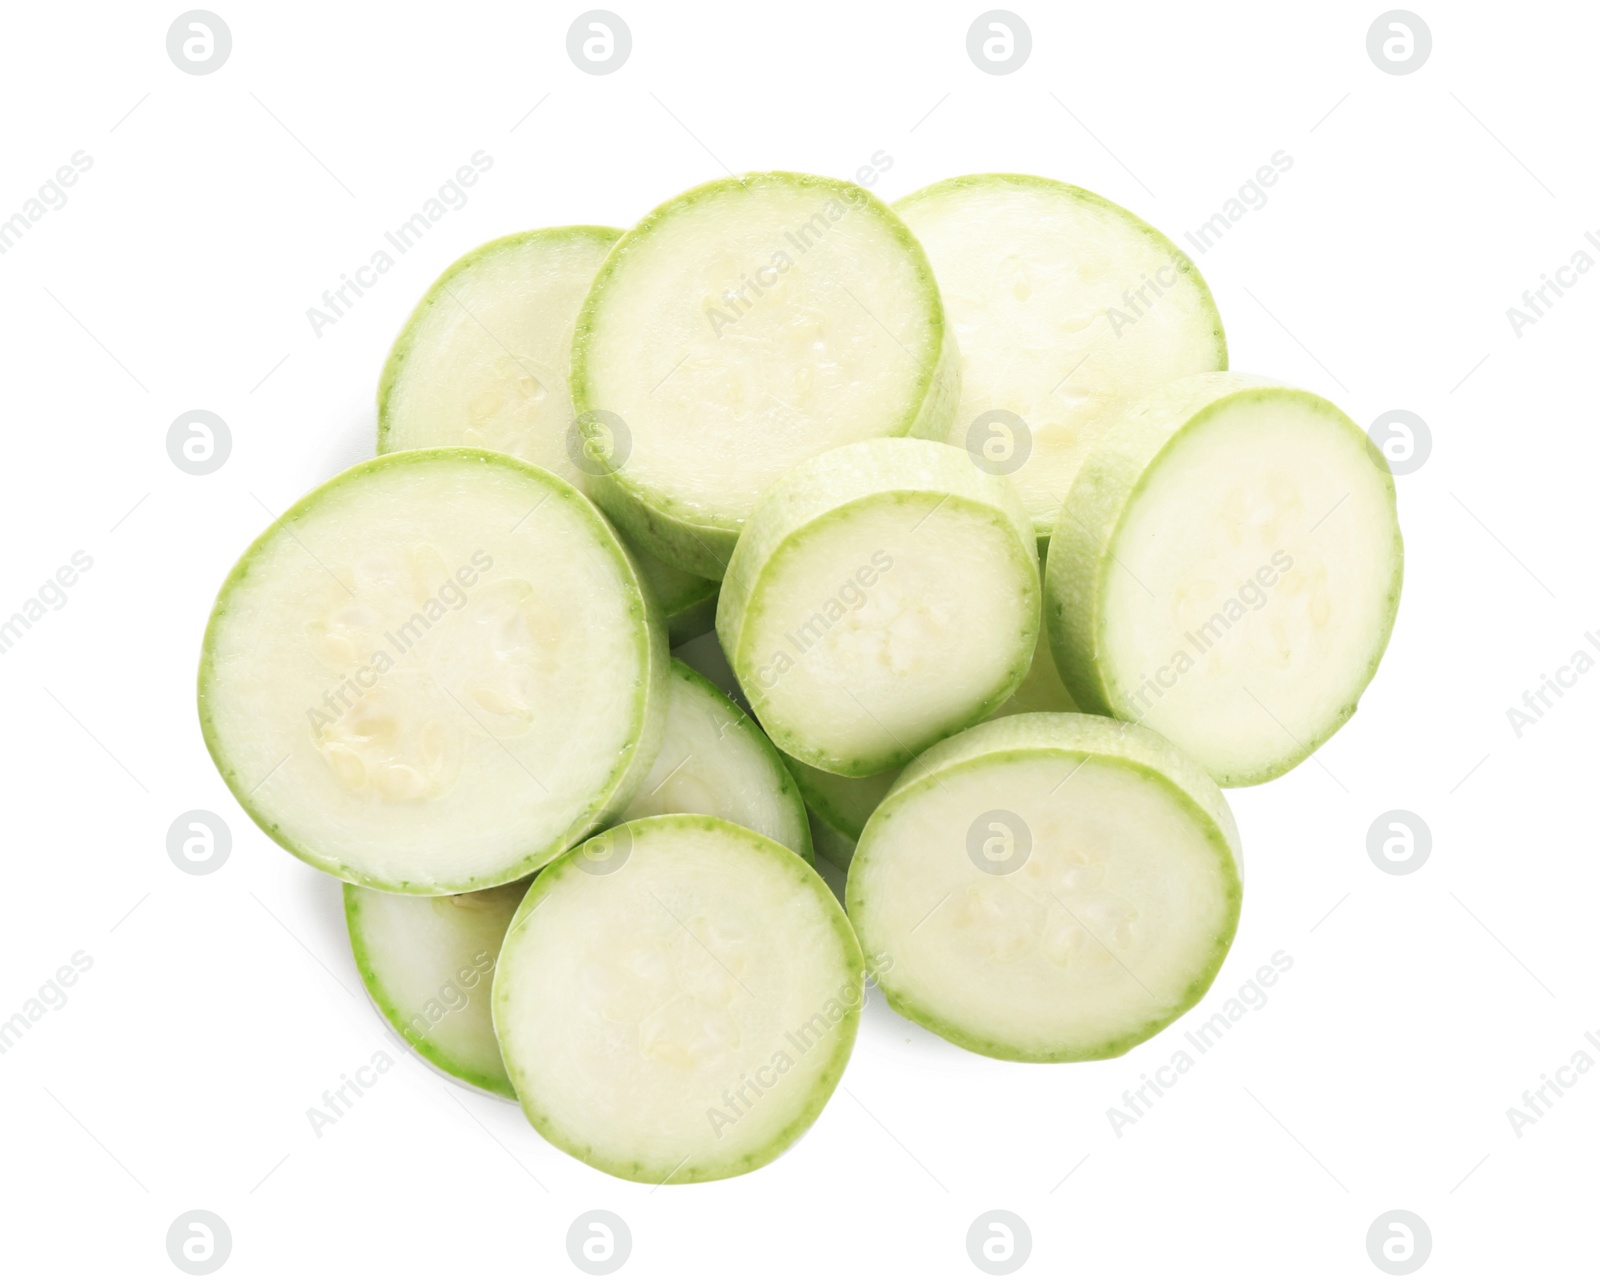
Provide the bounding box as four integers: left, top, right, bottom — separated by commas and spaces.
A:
572, 172, 958, 576
378, 226, 621, 479
494, 815, 864, 1183
896, 174, 1226, 537
345, 879, 528, 1097
717, 438, 1039, 777
199, 449, 668, 892
1046, 372, 1403, 785
847, 713, 1241, 1062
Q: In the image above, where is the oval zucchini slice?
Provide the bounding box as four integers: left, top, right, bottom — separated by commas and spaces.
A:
572, 171, 958, 577
895, 174, 1226, 540
1045, 372, 1404, 785
198, 448, 669, 892
846, 713, 1242, 1062
717, 438, 1039, 777
377, 225, 622, 477
494, 815, 865, 1183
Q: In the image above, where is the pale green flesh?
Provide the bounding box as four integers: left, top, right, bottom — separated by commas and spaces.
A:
847, 714, 1241, 1062
345, 880, 528, 1097
719, 439, 1039, 777
896, 174, 1226, 536
378, 226, 621, 484
1046, 374, 1403, 785
198, 449, 668, 893
373, 226, 718, 645
573, 172, 958, 577
494, 815, 865, 1183
618, 661, 812, 859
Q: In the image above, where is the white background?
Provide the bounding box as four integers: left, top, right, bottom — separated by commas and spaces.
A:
1, 0, 1594, 1280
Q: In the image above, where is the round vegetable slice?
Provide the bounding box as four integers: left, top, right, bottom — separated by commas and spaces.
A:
344, 879, 529, 1097
618, 660, 812, 859
846, 713, 1242, 1062
895, 174, 1226, 539
377, 225, 621, 481
717, 438, 1039, 777
198, 448, 669, 892
494, 815, 865, 1183
373, 225, 720, 645
572, 171, 958, 577
1045, 372, 1403, 786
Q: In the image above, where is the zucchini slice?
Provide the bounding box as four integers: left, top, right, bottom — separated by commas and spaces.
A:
846, 713, 1241, 1061
1045, 373, 1403, 785
344, 879, 528, 1097
717, 438, 1039, 776
494, 815, 864, 1183
377, 225, 621, 478
198, 449, 669, 892
572, 171, 958, 577
895, 174, 1226, 539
